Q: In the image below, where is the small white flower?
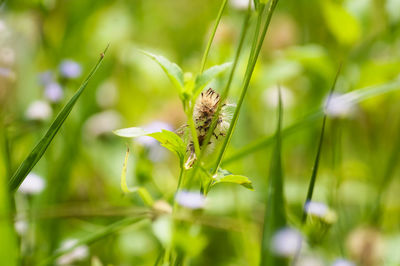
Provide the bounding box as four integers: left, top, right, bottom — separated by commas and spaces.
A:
25, 100, 52, 121
304, 201, 337, 223
59, 60, 82, 79
304, 201, 328, 217
271, 227, 302, 257
332, 258, 355, 266
230, 0, 254, 10
175, 190, 206, 209
44, 82, 64, 102
14, 219, 28, 236
56, 239, 89, 266
18, 172, 46, 195
325, 93, 355, 118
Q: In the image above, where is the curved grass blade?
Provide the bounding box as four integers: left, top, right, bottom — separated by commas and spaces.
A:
8, 45, 109, 192
222, 79, 400, 165
120, 147, 154, 206
260, 87, 287, 266
301, 66, 341, 224
40, 217, 149, 266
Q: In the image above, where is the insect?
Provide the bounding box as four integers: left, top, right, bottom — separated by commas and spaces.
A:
180, 88, 232, 168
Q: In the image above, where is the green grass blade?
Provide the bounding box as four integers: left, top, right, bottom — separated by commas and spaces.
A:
8, 45, 109, 192
222, 79, 400, 165
40, 217, 149, 265
301, 67, 341, 224
260, 87, 287, 266
0, 125, 18, 266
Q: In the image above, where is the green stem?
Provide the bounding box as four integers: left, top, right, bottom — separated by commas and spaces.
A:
199, 0, 229, 73
212, 0, 280, 174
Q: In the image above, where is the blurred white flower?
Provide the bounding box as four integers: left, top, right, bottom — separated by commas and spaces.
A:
0, 20, 7, 33
136, 121, 174, 162
25, 100, 52, 121
263, 86, 294, 108
325, 93, 355, 118
56, 239, 89, 266
296, 256, 324, 266
271, 227, 302, 257
96, 80, 119, 108
304, 201, 337, 223
175, 190, 206, 209
18, 172, 46, 195
44, 82, 64, 102
230, 0, 254, 10
59, 60, 82, 79
14, 219, 28, 236
84, 110, 122, 138
304, 201, 328, 217
332, 258, 355, 266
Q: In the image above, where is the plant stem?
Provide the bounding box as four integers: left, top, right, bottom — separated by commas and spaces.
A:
199, 0, 229, 73
301, 65, 341, 224
212, 0, 280, 174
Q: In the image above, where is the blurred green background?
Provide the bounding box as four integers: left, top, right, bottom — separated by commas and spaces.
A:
1, 0, 400, 265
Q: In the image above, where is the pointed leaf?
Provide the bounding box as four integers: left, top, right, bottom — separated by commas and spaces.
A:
261, 88, 287, 266
113, 127, 186, 163
141, 50, 184, 90
8, 45, 109, 192
194, 62, 232, 96
212, 169, 254, 190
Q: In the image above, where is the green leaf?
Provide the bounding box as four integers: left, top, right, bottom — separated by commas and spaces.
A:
212, 169, 253, 190
194, 62, 232, 96
113, 127, 186, 163
8, 45, 109, 193
141, 50, 184, 91
40, 217, 148, 266
322, 1, 361, 45
260, 88, 287, 266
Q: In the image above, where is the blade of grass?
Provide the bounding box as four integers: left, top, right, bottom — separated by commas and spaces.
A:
222, 79, 400, 165
0, 122, 18, 266
301, 66, 341, 224
8, 45, 109, 192
40, 216, 149, 265
260, 87, 287, 266
212, 0, 280, 174
199, 0, 229, 73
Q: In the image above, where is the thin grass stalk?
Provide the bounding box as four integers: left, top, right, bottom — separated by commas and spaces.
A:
199, 0, 229, 73
301, 65, 341, 224
212, 0, 280, 174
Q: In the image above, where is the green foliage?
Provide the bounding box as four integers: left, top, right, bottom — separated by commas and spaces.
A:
260, 89, 287, 266
211, 168, 253, 190
141, 50, 185, 92
8, 46, 109, 193
114, 127, 186, 164
194, 62, 232, 96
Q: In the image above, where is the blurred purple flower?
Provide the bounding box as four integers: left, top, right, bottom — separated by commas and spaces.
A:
175, 190, 206, 209
38, 70, 54, 85
44, 82, 64, 102
59, 60, 82, 79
